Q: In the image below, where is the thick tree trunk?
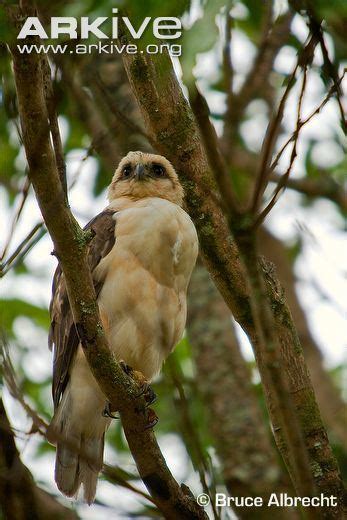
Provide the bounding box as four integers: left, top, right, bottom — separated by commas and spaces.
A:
121, 47, 346, 517
259, 228, 346, 446
7, 6, 207, 517
187, 264, 299, 519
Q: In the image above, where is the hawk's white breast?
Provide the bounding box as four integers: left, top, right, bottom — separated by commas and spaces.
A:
94, 197, 198, 379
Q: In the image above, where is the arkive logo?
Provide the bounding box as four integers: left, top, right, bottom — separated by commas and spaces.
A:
17, 8, 182, 40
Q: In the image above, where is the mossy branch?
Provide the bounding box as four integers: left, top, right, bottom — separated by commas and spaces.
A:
6, 4, 207, 518
121, 45, 346, 517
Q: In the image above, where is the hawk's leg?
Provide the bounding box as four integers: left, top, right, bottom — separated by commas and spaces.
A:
119, 361, 157, 406
137, 382, 157, 406
145, 408, 159, 430
101, 361, 158, 423
102, 403, 119, 419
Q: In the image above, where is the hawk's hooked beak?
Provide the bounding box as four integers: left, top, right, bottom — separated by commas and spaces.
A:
134, 164, 146, 181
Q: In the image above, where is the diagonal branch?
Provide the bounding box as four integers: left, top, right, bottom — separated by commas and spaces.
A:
41, 54, 67, 199
249, 62, 299, 214
6, 4, 207, 519
270, 72, 345, 174
93, 76, 154, 145
306, 14, 345, 132
57, 59, 120, 172
0, 178, 30, 262
269, 173, 347, 212
121, 44, 346, 517
0, 398, 79, 520
0, 223, 45, 278
222, 5, 234, 131
188, 84, 239, 217
222, 8, 294, 154
249, 34, 318, 215
253, 64, 309, 228
254, 68, 345, 228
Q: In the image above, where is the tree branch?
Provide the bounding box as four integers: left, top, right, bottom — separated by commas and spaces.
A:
0, 398, 79, 520
270, 72, 345, 174
93, 76, 153, 146
230, 145, 346, 212
253, 64, 309, 228
222, 5, 234, 132
269, 173, 347, 212
41, 54, 67, 199
166, 355, 220, 520
0, 223, 45, 278
0, 178, 30, 262
258, 228, 347, 446
249, 34, 318, 216
223, 8, 294, 155
188, 84, 240, 217
187, 263, 298, 520
57, 59, 120, 172
305, 12, 345, 132
7, 4, 207, 518
250, 65, 298, 214
121, 46, 346, 516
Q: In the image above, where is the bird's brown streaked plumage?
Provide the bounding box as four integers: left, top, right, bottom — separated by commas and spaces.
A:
48, 210, 117, 410
48, 151, 198, 504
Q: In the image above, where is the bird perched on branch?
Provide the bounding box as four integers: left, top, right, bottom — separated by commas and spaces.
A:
47, 151, 198, 504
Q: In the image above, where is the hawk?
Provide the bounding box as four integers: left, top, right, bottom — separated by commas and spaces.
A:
47, 151, 198, 504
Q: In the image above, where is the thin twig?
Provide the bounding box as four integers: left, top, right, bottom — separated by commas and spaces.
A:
0, 335, 48, 435
222, 5, 233, 126
223, 7, 293, 150
270, 173, 347, 211
57, 60, 120, 172
41, 55, 68, 198
0, 177, 30, 261
188, 83, 239, 216
250, 34, 318, 214
253, 64, 309, 228
0, 145, 95, 279
0, 223, 45, 277
103, 465, 156, 506
270, 72, 346, 173
250, 63, 299, 214
307, 15, 346, 133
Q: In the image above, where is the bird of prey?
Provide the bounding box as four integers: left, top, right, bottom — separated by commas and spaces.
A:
47, 151, 199, 504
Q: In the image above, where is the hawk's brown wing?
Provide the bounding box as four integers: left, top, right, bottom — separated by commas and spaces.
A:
48, 210, 116, 410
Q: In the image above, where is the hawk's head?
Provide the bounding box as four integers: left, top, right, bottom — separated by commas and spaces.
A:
108, 151, 184, 206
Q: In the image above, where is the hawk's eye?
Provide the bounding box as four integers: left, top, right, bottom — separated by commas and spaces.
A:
122, 164, 132, 178
152, 164, 166, 178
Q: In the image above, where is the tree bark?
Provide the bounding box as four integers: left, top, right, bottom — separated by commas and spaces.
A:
7, 5, 207, 518
187, 263, 300, 519
259, 228, 346, 446
0, 398, 79, 520
121, 47, 346, 517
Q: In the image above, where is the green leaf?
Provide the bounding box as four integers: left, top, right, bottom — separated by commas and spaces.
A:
0, 299, 49, 335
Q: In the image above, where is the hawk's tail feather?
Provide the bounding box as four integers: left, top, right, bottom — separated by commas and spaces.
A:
54, 433, 105, 504
55, 435, 104, 505
49, 389, 106, 504
79, 434, 105, 505
55, 440, 80, 498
